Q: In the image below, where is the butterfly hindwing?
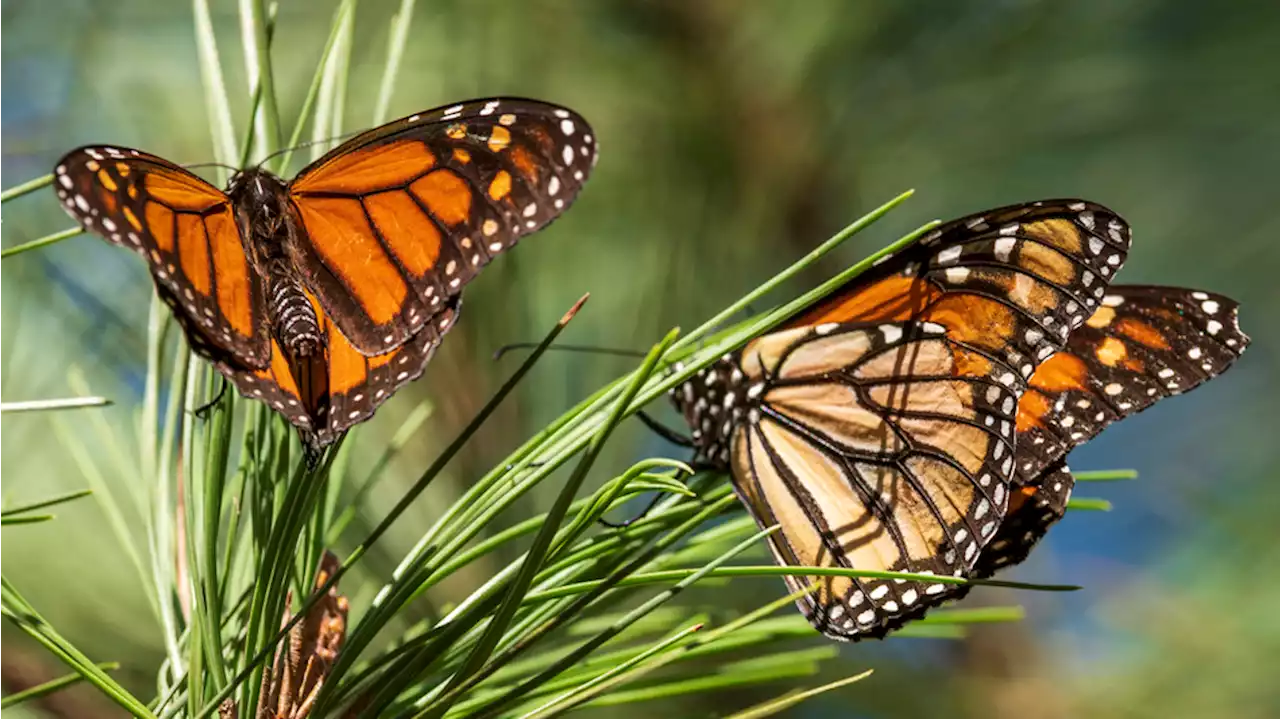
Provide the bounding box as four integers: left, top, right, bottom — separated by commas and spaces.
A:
287, 97, 596, 355
972, 285, 1250, 576
1014, 285, 1249, 485
216, 297, 462, 448
973, 461, 1074, 578
55, 147, 270, 368
720, 320, 1021, 639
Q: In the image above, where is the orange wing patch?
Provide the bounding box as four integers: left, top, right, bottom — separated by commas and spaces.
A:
1115, 317, 1171, 349
291, 140, 436, 195
411, 170, 473, 226
488, 170, 513, 201
176, 214, 211, 296
790, 276, 939, 327
144, 169, 227, 211
364, 191, 442, 277
146, 202, 176, 251
295, 196, 410, 327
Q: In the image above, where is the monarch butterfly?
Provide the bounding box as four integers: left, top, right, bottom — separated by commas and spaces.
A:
973, 285, 1249, 577
672, 199, 1135, 640
54, 98, 596, 453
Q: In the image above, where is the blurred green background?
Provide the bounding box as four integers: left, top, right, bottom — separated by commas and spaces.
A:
3, 1, 1278, 716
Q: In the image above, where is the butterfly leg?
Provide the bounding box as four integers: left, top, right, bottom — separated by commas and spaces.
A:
193, 376, 230, 419
635, 410, 694, 447
596, 460, 707, 529
598, 492, 668, 529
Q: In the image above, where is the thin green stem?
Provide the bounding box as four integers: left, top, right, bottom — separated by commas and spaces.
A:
1, 227, 83, 259
1, 174, 53, 203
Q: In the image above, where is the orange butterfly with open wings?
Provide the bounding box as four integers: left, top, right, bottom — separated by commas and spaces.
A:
55, 98, 596, 453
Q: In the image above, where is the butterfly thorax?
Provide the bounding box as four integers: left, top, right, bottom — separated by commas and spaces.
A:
225, 168, 325, 363
228, 168, 293, 253
670, 355, 757, 466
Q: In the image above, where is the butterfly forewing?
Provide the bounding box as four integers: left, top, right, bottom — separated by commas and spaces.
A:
287, 97, 596, 355
793, 200, 1132, 374
55, 148, 270, 368
1014, 285, 1248, 485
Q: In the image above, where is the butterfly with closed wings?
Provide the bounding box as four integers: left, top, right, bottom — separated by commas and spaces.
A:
671, 200, 1248, 641
673, 199, 1133, 639
55, 98, 596, 455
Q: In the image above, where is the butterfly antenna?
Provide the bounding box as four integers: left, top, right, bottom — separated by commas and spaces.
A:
491, 342, 649, 361
256, 128, 366, 171
184, 161, 242, 175
635, 410, 694, 447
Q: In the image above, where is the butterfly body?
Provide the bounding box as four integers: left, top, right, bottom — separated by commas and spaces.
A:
55, 98, 597, 453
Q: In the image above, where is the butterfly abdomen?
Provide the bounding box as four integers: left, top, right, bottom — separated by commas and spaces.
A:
268, 275, 323, 359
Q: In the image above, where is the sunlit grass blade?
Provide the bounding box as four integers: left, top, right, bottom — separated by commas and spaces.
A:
1067, 497, 1113, 511
918, 605, 1026, 624
1075, 469, 1139, 481
439, 526, 780, 719
193, 0, 238, 180
326, 397, 434, 544
523, 565, 1079, 603
238, 0, 281, 162
515, 623, 705, 719
50, 414, 160, 620
425, 329, 681, 718
309, 0, 356, 162
672, 188, 917, 352
1, 514, 55, 525
1, 227, 83, 259
0, 396, 110, 413
1, 488, 93, 516
198, 295, 591, 719
373, 0, 417, 125
724, 668, 874, 719
277, 0, 358, 173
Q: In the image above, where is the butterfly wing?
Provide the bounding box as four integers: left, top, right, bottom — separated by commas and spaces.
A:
792, 200, 1131, 369
973, 285, 1250, 576
687, 199, 1132, 640
726, 321, 1023, 639
55, 147, 270, 368
286, 97, 595, 355
212, 293, 461, 449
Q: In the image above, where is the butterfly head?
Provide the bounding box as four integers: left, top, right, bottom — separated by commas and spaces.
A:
228, 167, 293, 243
